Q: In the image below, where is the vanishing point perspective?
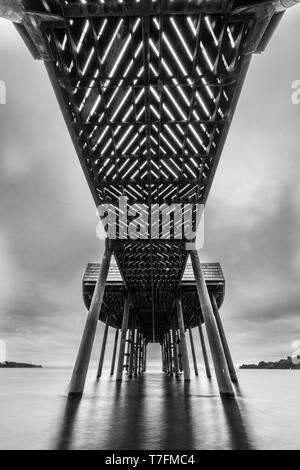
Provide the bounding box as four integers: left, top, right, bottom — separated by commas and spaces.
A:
1, 0, 299, 401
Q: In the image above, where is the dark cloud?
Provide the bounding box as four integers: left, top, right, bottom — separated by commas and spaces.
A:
0, 11, 300, 366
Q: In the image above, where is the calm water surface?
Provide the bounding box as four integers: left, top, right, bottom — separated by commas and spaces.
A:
0, 367, 299, 450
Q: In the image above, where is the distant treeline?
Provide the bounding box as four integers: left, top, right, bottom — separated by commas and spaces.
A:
0, 361, 42, 368
240, 357, 300, 370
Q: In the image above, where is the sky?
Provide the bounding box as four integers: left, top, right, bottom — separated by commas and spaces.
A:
0, 9, 300, 367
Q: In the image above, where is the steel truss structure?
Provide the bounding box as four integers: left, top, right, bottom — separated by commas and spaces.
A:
3, 0, 299, 395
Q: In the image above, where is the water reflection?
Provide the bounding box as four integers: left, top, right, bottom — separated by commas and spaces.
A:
103, 377, 147, 449
221, 397, 254, 450
159, 378, 195, 449
56, 396, 81, 450
55, 372, 254, 450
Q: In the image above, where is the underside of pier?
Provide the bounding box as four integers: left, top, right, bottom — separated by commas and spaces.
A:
4, 0, 299, 397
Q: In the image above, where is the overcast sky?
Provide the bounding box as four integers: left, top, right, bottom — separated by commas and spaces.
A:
0, 9, 300, 367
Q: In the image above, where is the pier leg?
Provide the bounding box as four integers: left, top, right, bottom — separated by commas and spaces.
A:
141, 338, 145, 373
168, 330, 174, 376
110, 328, 119, 376
165, 333, 170, 374
176, 298, 190, 381
190, 250, 234, 397
161, 343, 165, 372
210, 293, 238, 383
163, 335, 167, 373
96, 315, 109, 378
138, 333, 143, 374
177, 330, 183, 372
68, 239, 112, 397
134, 329, 139, 376
125, 329, 131, 373
128, 320, 135, 378
189, 327, 199, 376
116, 296, 130, 381
165, 337, 169, 373
172, 318, 180, 378
141, 335, 144, 374
143, 341, 147, 372
198, 321, 211, 379
164, 338, 168, 373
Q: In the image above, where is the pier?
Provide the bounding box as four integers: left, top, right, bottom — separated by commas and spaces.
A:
2, 0, 300, 400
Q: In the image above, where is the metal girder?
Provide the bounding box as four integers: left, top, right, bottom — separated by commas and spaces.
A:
8, 0, 298, 341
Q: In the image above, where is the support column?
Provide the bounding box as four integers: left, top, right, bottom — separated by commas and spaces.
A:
190, 250, 234, 397
198, 321, 211, 379
96, 315, 109, 378
210, 293, 238, 383
110, 328, 119, 376
189, 327, 199, 376
177, 330, 183, 372
172, 318, 180, 378
164, 336, 169, 373
176, 298, 190, 381
163, 335, 167, 373
143, 341, 147, 372
128, 319, 135, 378
168, 330, 173, 376
68, 239, 112, 397
138, 333, 143, 374
116, 296, 130, 381
125, 329, 131, 372
161, 343, 165, 372
141, 338, 145, 373
165, 333, 170, 374
134, 329, 139, 376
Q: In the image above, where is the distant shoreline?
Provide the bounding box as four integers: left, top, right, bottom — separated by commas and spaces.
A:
240, 358, 300, 370
0, 361, 42, 369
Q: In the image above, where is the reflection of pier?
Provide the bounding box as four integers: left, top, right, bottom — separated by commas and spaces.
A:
55, 374, 254, 450
2, 0, 300, 400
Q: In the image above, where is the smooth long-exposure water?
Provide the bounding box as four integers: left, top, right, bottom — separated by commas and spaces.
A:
0, 367, 299, 450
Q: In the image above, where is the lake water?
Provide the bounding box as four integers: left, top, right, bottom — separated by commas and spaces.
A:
0, 367, 299, 450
